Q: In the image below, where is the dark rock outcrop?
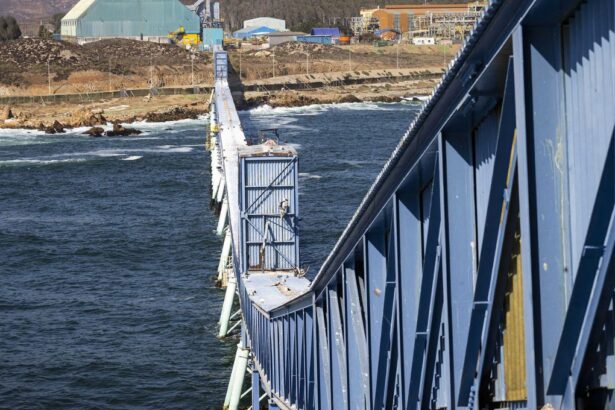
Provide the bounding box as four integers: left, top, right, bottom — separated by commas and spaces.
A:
0, 105, 13, 120
145, 107, 202, 123
336, 94, 361, 103
39, 120, 66, 134
83, 126, 105, 137
104, 122, 141, 137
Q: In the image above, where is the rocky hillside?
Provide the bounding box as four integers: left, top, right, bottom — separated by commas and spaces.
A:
0, 0, 76, 21
0, 38, 209, 86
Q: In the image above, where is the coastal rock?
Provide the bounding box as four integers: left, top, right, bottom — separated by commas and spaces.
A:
369, 95, 403, 103
84, 126, 105, 137
105, 122, 141, 137
39, 120, 66, 134
269, 92, 319, 108
145, 107, 203, 122
71, 107, 107, 127
0, 105, 13, 120
336, 94, 361, 103
52, 120, 66, 133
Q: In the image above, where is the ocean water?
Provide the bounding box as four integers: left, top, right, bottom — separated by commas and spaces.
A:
0, 102, 420, 408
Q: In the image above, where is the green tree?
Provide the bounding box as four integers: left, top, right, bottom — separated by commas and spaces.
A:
39, 24, 52, 39
0, 16, 22, 41
50, 13, 65, 34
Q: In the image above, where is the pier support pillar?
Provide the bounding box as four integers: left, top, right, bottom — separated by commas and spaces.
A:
224, 340, 249, 410
218, 274, 236, 337
216, 197, 228, 236
216, 179, 226, 204
224, 345, 240, 409
211, 170, 220, 199
217, 228, 232, 284
251, 365, 260, 410
229, 345, 249, 410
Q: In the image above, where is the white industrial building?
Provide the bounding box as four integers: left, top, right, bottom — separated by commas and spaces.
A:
243, 17, 286, 32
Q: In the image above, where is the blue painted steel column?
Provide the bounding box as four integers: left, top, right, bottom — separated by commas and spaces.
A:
512, 26, 539, 410
252, 366, 260, 410
514, 22, 571, 407
440, 121, 477, 409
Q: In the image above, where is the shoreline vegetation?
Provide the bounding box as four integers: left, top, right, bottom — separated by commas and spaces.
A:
0, 39, 456, 134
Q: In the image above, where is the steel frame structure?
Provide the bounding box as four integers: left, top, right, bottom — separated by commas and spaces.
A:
213, 0, 615, 408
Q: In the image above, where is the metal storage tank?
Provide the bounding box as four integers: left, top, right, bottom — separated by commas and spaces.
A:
61, 0, 200, 43
238, 142, 299, 273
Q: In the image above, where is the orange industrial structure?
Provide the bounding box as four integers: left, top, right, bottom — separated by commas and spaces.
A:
358, 3, 485, 38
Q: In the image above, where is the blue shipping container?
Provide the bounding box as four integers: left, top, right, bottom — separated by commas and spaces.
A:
296, 35, 331, 45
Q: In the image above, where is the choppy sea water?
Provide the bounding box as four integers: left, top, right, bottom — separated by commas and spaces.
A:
0, 102, 420, 408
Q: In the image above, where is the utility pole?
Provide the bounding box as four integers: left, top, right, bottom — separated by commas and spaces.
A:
272, 48, 275, 78
191, 53, 195, 86
306, 52, 309, 76
108, 57, 112, 92
348, 48, 351, 72
47, 59, 51, 95
149, 54, 154, 88
396, 41, 400, 69
239, 48, 242, 79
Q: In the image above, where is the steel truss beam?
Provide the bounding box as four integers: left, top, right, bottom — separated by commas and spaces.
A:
228, 0, 615, 409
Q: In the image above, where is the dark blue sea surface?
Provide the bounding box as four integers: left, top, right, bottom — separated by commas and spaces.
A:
0, 102, 419, 408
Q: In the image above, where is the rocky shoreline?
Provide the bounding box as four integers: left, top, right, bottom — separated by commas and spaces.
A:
1, 103, 208, 134
0, 88, 427, 135
235, 92, 414, 110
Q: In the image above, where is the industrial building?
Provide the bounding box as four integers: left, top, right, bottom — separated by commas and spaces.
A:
184, 0, 222, 28
61, 0, 201, 44
351, 2, 486, 41
232, 26, 277, 39
202, 27, 223, 48
267, 32, 306, 47
310, 27, 341, 43
242, 17, 286, 32
297, 35, 331, 45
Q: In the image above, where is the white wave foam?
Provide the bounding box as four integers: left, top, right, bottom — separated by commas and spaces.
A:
299, 172, 322, 179
244, 101, 398, 117
129, 115, 208, 130
154, 145, 193, 153
402, 95, 430, 102
0, 158, 89, 167
122, 156, 142, 161
0, 114, 208, 138
48, 146, 194, 159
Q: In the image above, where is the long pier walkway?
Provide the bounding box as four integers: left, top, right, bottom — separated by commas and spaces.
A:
207, 0, 615, 407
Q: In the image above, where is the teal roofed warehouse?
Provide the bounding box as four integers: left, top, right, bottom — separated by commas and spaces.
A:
60, 0, 200, 44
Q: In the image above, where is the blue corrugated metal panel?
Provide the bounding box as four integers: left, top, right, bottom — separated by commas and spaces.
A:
310, 28, 340, 37
203, 28, 223, 47
240, 155, 299, 272
562, 0, 615, 276
74, 0, 200, 38
233, 26, 277, 39
213, 50, 227, 79
296, 35, 331, 45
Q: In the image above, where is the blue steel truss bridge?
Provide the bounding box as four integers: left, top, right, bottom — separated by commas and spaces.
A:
206, 0, 615, 408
